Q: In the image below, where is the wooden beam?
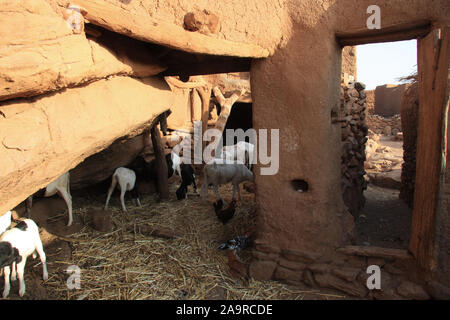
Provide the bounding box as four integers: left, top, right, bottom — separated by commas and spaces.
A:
410, 28, 449, 270
150, 124, 169, 200
75, 0, 270, 58
336, 20, 431, 46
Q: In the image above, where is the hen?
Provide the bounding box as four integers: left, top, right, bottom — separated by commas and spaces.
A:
214, 199, 236, 225
218, 232, 251, 261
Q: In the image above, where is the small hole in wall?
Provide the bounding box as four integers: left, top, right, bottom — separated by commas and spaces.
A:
331, 107, 338, 120
291, 180, 309, 193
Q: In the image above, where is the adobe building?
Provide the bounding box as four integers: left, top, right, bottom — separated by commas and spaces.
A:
0, 0, 449, 298
374, 84, 408, 117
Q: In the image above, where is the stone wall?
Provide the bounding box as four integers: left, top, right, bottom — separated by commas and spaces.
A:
366, 114, 402, 136
366, 90, 375, 115
399, 82, 419, 207
248, 242, 441, 299
342, 46, 357, 79
340, 82, 368, 218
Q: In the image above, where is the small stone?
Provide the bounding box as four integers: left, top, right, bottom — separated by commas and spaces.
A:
91, 209, 113, 232
281, 249, 319, 263
396, 281, 430, 300
303, 269, 315, 287
308, 263, 329, 274
252, 250, 279, 262
248, 260, 277, 281
273, 266, 303, 282
253, 240, 281, 254
278, 258, 306, 271
355, 82, 366, 91
367, 257, 386, 268
331, 267, 361, 282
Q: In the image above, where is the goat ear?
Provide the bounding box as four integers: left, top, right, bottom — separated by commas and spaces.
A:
13, 248, 22, 264
0, 243, 21, 267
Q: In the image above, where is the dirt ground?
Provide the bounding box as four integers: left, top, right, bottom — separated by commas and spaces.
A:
355, 185, 412, 249
3, 178, 351, 300
356, 135, 412, 249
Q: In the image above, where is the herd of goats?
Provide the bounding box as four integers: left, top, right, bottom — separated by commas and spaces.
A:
0, 140, 255, 298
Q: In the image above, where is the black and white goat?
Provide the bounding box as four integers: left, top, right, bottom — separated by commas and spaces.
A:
26, 172, 73, 226
175, 163, 197, 200
201, 162, 254, 202
128, 153, 174, 186
0, 219, 48, 298
105, 167, 141, 212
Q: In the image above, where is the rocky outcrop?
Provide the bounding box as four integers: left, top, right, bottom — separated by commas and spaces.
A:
0, 76, 172, 215
69, 0, 270, 58
0, 0, 166, 102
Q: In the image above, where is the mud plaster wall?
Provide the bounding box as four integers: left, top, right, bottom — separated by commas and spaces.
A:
0, 77, 172, 215
249, 0, 449, 294
400, 83, 419, 208
374, 84, 408, 117
51, 0, 291, 53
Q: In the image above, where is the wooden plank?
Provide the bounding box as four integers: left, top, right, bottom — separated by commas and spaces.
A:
75, 0, 270, 58
337, 21, 431, 46
150, 124, 169, 200
410, 28, 450, 269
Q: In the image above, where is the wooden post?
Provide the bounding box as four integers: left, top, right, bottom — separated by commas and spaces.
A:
207, 87, 246, 156
196, 86, 212, 160
151, 122, 169, 200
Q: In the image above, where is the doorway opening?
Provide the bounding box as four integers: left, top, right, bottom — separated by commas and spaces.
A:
342, 40, 418, 249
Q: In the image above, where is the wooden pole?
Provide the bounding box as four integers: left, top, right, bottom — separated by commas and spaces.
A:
151, 123, 169, 200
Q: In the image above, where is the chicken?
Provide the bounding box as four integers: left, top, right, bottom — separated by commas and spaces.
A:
214, 199, 236, 225
227, 251, 249, 281
218, 232, 251, 261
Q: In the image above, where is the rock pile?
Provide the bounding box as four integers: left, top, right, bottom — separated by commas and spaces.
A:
340, 82, 368, 218
366, 114, 402, 136
365, 90, 375, 115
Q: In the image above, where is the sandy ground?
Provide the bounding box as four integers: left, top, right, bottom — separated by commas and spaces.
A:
356, 135, 412, 249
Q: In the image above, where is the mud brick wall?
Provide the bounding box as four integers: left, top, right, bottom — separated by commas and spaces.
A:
340, 83, 368, 218
399, 82, 419, 208
374, 84, 408, 117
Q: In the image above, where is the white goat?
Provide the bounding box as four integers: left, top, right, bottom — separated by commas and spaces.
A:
0, 219, 48, 298
26, 172, 73, 226
221, 141, 255, 169
0, 211, 12, 235
171, 151, 182, 179
105, 167, 141, 212
201, 162, 254, 202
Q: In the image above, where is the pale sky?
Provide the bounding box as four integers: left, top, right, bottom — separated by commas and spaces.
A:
356, 40, 417, 90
